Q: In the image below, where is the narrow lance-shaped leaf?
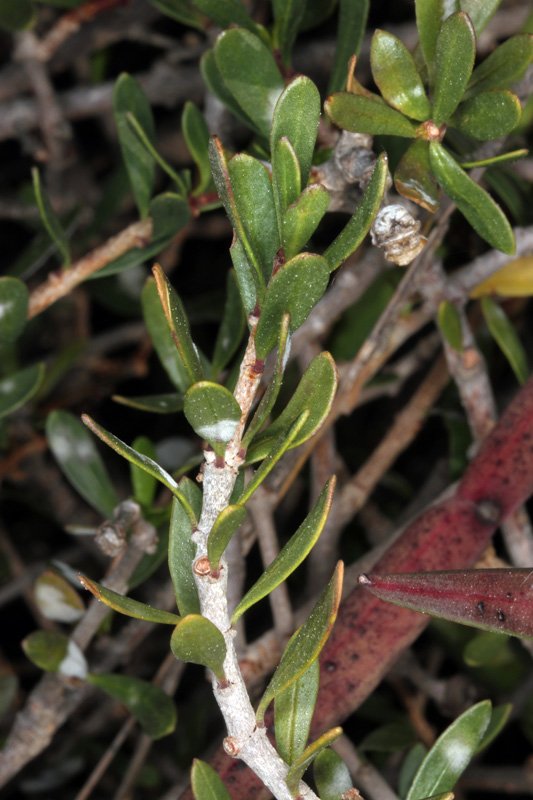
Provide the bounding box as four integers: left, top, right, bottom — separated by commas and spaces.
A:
169, 477, 202, 616
0, 363, 45, 421
283, 185, 330, 261
452, 91, 522, 142
328, 0, 369, 93
325, 93, 417, 138
405, 700, 492, 800
370, 30, 431, 120
271, 76, 321, 188
429, 142, 515, 255
286, 728, 343, 796
181, 102, 213, 196
142, 278, 190, 392
184, 381, 242, 455
87, 673, 176, 739
191, 759, 232, 800
46, 410, 119, 516
79, 575, 181, 625
208, 505, 246, 571
32, 169, 71, 266
272, 0, 307, 66
415, 0, 458, 76
275, 659, 320, 766
81, 414, 197, 524
0, 277, 28, 343
481, 297, 528, 385
232, 478, 336, 623
126, 112, 188, 196
431, 12, 476, 125
313, 748, 353, 800
170, 614, 226, 682
113, 393, 183, 415
130, 436, 157, 508
201, 50, 259, 134
358, 569, 533, 639
256, 561, 344, 721
272, 136, 301, 232
437, 300, 463, 351
152, 264, 203, 389
324, 152, 389, 271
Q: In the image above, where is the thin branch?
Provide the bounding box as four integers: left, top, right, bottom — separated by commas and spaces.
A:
333, 735, 400, 800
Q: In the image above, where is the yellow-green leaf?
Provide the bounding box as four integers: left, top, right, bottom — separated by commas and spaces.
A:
0, 277, 29, 343
170, 614, 227, 681
470, 257, 533, 298
191, 759, 232, 800
79, 575, 181, 624
34, 571, 84, 623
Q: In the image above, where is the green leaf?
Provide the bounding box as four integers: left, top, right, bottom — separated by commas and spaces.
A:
370, 30, 431, 120
324, 152, 389, 270
170, 614, 227, 681
81, 414, 197, 522
452, 90, 522, 141
437, 300, 463, 351
126, 112, 188, 196
271, 76, 321, 188
182, 102, 213, 195
300, 0, 337, 31
254, 253, 330, 358
23, 631, 88, 678
247, 352, 338, 461
113, 73, 156, 218
228, 154, 279, 283
230, 237, 258, 315
275, 659, 320, 765
286, 728, 343, 795
87, 673, 176, 739
129, 436, 158, 508
399, 744, 428, 799
208, 505, 246, 570
32, 169, 70, 266
429, 142, 515, 255
256, 561, 344, 721
283, 185, 330, 260
46, 410, 118, 516
272, 0, 307, 65
113, 392, 183, 414
272, 137, 302, 230
191, 759, 232, 800
328, 0, 369, 93
201, 50, 259, 133
0, 363, 44, 420
193, 0, 257, 33
168, 477, 202, 615
0, 0, 34, 30
314, 748, 353, 800
0, 277, 29, 343
477, 703, 512, 752
34, 571, 84, 623
415, 0, 457, 75
405, 700, 492, 800
395, 140, 439, 212
232, 478, 336, 623
79, 575, 181, 624
184, 381, 242, 454
148, 0, 205, 28
481, 297, 528, 384
325, 93, 417, 137
142, 278, 190, 392
211, 270, 246, 377
461, 0, 501, 35
463, 631, 511, 667
214, 29, 284, 138
467, 35, 533, 95
359, 720, 417, 752
431, 12, 476, 124
152, 264, 204, 389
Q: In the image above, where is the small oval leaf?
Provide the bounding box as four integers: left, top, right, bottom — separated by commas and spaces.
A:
452, 91, 522, 141
271, 76, 321, 187
431, 12, 476, 124
286, 728, 343, 796
481, 297, 528, 384
208, 505, 246, 570
191, 759, 232, 800
314, 748, 353, 800
113, 392, 183, 415
87, 673, 176, 739
371, 30, 431, 120
182, 101, 213, 195
275, 659, 320, 765
328, 0, 369, 93
170, 614, 227, 681
325, 93, 418, 138
0, 277, 29, 343
0, 363, 45, 421
79, 575, 181, 625
184, 381, 242, 452
32, 169, 71, 265
470, 256, 533, 299
272, 136, 302, 226
142, 278, 191, 392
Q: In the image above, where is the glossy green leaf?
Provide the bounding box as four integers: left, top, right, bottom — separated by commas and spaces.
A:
170, 614, 226, 681
272, 136, 302, 229
201, 50, 259, 133
325, 93, 417, 137
283, 185, 330, 260
182, 102, 213, 196
313, 748, 353, 800
405, 700, 492, 800
477, 703, 512, 752
0, 277, 29, 343
461, 149, 528, 171
191, 759, 232, 800
286, 728, 343, 795
0, 0, 34, 30
247, 352, 338, 462
81, 414, 197, 522
184, 381, 241, 454
148, 0, 205, 28
34, 571, 84, 623
254, 254, 330, 358
153, 264, 203, 389
395, 140, 439, 212
461, 0, 501, 35
211, 270, 246, 377
169, 477, 202, 616
415, 0, 457, 74
32, 169, 70, 266
431, 12, 476, 124
79, 575, 181, 624
0, 363, 44, 420
113, 73, 156, 218
208, 505, 246, 570
437, 300, 463, 351
87, 673, 176, 739
256, 561, 343, 721
328, 0, 369, 93
324, 152, 389, 270
371, 30, 431, 120
228, 154, 279, 283
271, 76, 321, 188
129, 436, 157, 508
275, 660, 319, 765
193, 0, 257, 33
232, 478, 336, 623
214, 29, 284, 138
46, 410, 118, 516
481, 297, 528, 384
142, 278, 190, 392
230, 237, 258, 315
452, 90, 522, 141
113, 392, 183, 414
467, 35, 533, 95
429, 142, 515, 254
22, 631, 87, 678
